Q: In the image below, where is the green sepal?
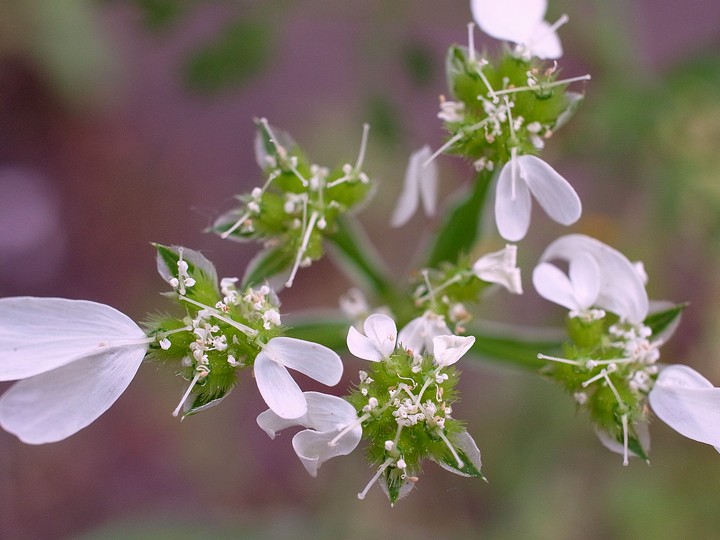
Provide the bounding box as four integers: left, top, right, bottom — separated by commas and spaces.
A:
426, 169, 494, 267
628, 434, 650, 464
644, 302, 688, 338
382, 468, 414, 505
153, 243, 220, 307
241, 246, 294, 288
183, 388, 232, 418
438, 447, 485, 479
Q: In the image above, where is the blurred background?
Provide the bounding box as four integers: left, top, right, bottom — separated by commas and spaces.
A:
1, 0, 720, 538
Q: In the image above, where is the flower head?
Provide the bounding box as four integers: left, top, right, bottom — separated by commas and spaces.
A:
470, 0, 566, 60
257, 391, 361, 477
0, 297, 149, 444
495, 154, 581, 242
390, 146, 438, 227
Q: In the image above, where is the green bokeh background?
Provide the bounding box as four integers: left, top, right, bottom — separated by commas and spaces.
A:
2, 1, 720, 538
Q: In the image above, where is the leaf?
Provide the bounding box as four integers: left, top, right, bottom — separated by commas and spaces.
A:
467, 321, 564, 370
241, 246, 294, 289
426, 168, 494, 267
184, 21, 272, 93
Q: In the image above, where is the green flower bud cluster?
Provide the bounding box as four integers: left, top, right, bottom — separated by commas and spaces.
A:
212, 119, 374, 287
541, 313, 664, 463
346, 346, 483, 504
145, 244, 283, 417
441, 44, 586, 168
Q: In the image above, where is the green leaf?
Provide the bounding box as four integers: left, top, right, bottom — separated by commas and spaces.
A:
644, 302, 688, 338
426, 168, 494, 267
440, 448, 485, 479
241, 246, 294, 288
467, 322, 564, 370
185, 21, 272, 93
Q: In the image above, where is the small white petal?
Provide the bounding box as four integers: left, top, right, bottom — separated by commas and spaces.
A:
472, 245, 523, 294
263, 337, 343, 386
292, 423, 361, 478
649, 365, 720, 449
391, 146, 437, 227
303, 391, 358, 432
526, 20, 563, 59
0, 297, 146, 382
363, 314, 398, 357
347, 326, 384, 362
471, 0, 547, 44
495, 160, 533, 241
254, 351, 307, 419
0, 344, 146, 444
432, 335, 475, 367
518, 155, 581, 227
398, 313, 452, 355
256, 408, 308, 439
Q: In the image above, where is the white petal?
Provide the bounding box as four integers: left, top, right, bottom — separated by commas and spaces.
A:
569, 252, 601, 309
347, 326, 384, 362
471, 0, 547, 44
0, 344, 146, 444
391, 146, 435, 227
532, 262, 581, 311
304, 391, 358, 432
254, 351, 307, 419
495, 160, 533, 241
432, 335, 475, 367
540, 234, 649, 323
472, 245, 523, 294
526, 20, 563, 59
0, 297, 146, 382
256, 408, 308, 439
519, 155, 581, 227
262, 337, 343, 386
398, 313, 452, 355
292, 424, 361, 477
649, 365, 720, 448
363, 314, 398, 358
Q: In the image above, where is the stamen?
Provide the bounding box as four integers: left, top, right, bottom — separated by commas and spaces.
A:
104, 336, 157, 348
355, 123, 370, 171
492, 74, 592, 97
329, 412, 371, 447
475, 61, 499, 103
178, 296, 257, 337
422, 132, 464, 167
582, 368, 608, 388
437, 429, 464, 468
415, 273, 465, 303
509, 146, 518, 201
621, 413, 630, 467
286, 210, 319, 288
357, 458, 394, 500
220, 211, 251, 239
537, 353, 582, 366
259, 118, 308, 187
602, 370, 626, 408
172, 370, 205, 417
467, 23, 476, 63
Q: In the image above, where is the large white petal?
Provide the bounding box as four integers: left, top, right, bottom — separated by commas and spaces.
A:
256, 408, 308, 439
526, 20, 563, 59
495, 159, 533, 242
0, 344, 146, 444
519, 155, 581, 227
347, 326, 384, 362
532, 262, 580, 311
292, 424, 361, 477
540, 234, 649, 323
470, 0, 547, 44
262, 337, 343, 386
304, 391, 358, 432
0, 297, 146, 381
356, 314, 397, 358
649, 365, 720, 449
569, 252, 601, 310
254, 351, 307, 419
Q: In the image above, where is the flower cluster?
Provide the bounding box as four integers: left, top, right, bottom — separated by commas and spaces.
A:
212, 119, 374, 287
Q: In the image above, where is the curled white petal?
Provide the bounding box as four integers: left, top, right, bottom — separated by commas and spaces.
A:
519, 155, 581, 227
263, 337, 343, 386
0, 344, 146, 444
0, 297, 147, 382
391, 146, 438, 227
472, 244, 523, 294
398, 312, 452, 355
347, 314, 397, 361
254, 351, 307, 419
432, 335, 475, 367
540, 234, 649, 323
649, 364, 720, 450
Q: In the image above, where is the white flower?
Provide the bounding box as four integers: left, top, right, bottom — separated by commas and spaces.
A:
649, 364, 720, 452
0, 297, 149, 444
495, 154, 581, 242
535, 234, 649, 324
432, 335, 476, 367
390, 146, 438, 227
347, 313, 398, 361
470, 0, 565, 60
398, 312, 452, 355
254, 337, 343, 419
257, 391, 361, 477
472, 244, 523, 294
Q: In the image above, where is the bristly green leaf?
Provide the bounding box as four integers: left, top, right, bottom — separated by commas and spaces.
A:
644, 302, 688, 338
426, 169, 494, 267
